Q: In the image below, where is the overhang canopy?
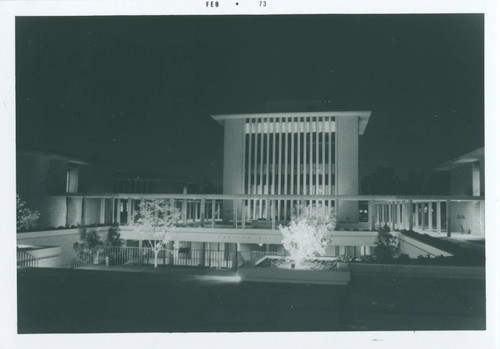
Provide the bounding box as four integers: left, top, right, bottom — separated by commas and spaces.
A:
211, 111, 372, 135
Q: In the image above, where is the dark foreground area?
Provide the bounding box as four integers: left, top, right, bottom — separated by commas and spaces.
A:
17, 267, 485, 333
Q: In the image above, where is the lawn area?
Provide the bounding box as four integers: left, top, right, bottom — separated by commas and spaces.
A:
17, 267, 485, 333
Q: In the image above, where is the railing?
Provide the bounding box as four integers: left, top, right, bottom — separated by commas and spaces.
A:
17, 249, 38, 268
52, 193, 484, 235
60, 246, 237, 270
237, 250, 284, 266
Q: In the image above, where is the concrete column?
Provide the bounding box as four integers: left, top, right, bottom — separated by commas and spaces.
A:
241, 200, 246, 229
472, 161, 481, 196
211, 199, 216, 228
111, 198, 116, 224
387, 204, 391, 226
271, 200, 275, 229
233, 199, 238, 228
396, 203, 400, 230
100, 198, 105, 224
368, 200, 375, 231
81, 196, 86, 226
303, 118, 308, 194
260, 118, 265, 196
247, 118, 253, 195
315, 117, 320, 194
222, 118, 246, 221
322, 117, 327, 195
446, 200, 451, 237
194, 201, 199, 222
182, 199, 187, 225
289, 118, 294, 195
335, 116, 359, 224
436, 202, 441, 233
428, 202, 432, 231
419, 203, 424, 230
309, 118, 313, 195
65, 197, 70, 227
271, 118, 276, 195
297, 118, 301, 195
328, 117, 334, 195
200, 199, 205, 227
408, 200, 413, 231
128, 199, 133, 225
390, 203, 396, 231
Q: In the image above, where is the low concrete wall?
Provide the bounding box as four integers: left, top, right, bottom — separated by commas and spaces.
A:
17, 227, 110, 263
395, 232, 452, 258
28, 246, 62, 268
238, 259, 351, 285
349, 263, 484, 279
238, 267, 350, 285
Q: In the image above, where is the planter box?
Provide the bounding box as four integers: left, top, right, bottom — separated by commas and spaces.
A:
238, 258, 350, 285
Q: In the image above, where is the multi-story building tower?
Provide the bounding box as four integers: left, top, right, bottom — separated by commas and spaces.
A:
212, 111, 371, 226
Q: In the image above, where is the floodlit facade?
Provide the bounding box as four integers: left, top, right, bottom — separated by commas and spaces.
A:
17, 116, 485, 268
213, 111, 371, 225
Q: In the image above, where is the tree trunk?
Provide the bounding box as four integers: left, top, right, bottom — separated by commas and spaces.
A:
154, 250, 158, 268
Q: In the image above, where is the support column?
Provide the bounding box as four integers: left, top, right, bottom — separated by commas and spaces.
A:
408, 200, 413, 231
271, 200, 275, 230
446, 200, 451, 237
111, 198, 116, 224
265, 199, 270, 223
368, 200, 375, 231
334, 116, 359, 224
194, 201, 199, 222
427, 202, 432, 231
418, 202, 425, 230
200, 199, 206, 227
436, 202, 441, 233
222, 118, 245, 221
127, 199, 133, 225
100, 198, 105, 224
233, 199, 238, 228
65, 197, 70, 227
395, 202, 400, 230
390, 203, 395, 231
182, 198, 187, 225
211, 199, 216, 228
241, 200, 246, 229
388, 204, 392, 226
81, 196, 86, 226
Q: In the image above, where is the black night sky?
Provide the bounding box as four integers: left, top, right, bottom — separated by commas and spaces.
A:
16, 15, 484, 188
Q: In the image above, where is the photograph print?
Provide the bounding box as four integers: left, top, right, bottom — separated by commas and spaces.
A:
15, 14, 486, 334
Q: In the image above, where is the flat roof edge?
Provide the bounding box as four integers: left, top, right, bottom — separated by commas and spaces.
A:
211, 111, 372, 134
212, 111, 371, 121
433, 147, 485, 171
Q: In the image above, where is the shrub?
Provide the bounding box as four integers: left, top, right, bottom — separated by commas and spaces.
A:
106, 223, 123, 247
16, 195, 40, 232
374, 224, 399, 263
73, 226, 104, 263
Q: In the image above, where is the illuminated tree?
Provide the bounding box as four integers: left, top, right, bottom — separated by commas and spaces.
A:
135, 199, 181, 268
279, 203, 336, 269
